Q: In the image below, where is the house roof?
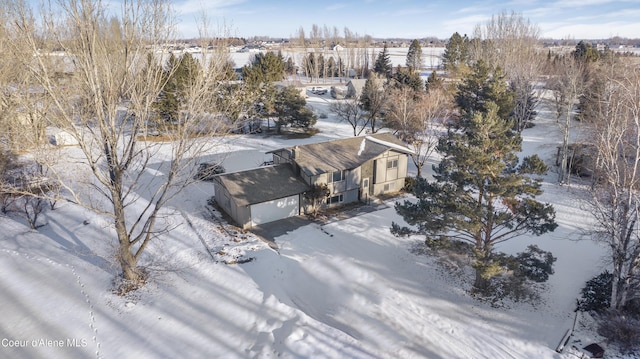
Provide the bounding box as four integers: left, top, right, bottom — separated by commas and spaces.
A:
214, 164, 310, 207
347, 79, 367, 96
271, 133, 413, 177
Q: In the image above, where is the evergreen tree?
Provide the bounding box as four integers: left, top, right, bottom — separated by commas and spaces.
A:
359, 73, 387, 133
406, 39, 423, 71
155, 53, 180, 122
373, 43, 392, 78
392, 102, 557, 293
455, 60, 515, 122
274, 86, 317, 133
155, 52, 201, 123
285, 57, 296, 75
576, 68, 605, 123
221, 60, 238, 81
574, 41, 600, 63
241, 51, 285, 87
425, 70, 444, 92
317, 53, 326, 77
393, 65, 424, 92
442, 32, 469, 75
241, 51, 286, 126
326, 57, 337, 77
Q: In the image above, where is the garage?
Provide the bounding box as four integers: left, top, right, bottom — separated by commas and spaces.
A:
212, 164, 310, 229
250, 194, 300, 226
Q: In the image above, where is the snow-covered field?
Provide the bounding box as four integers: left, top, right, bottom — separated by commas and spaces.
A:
230, 47, 446, 71
0, 92, 618, 358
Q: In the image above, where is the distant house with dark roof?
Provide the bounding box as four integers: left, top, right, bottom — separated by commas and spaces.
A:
212, 133, 413, 228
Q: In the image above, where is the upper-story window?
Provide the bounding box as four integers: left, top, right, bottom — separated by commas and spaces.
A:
331, 170, 345, 183
387, 158, 398, 169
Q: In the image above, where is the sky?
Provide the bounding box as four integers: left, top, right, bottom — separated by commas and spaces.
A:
168, 0, 640, 40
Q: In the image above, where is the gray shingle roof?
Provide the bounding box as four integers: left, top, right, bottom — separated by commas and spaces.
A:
278, 132, 413, 177
214, 164, 310, 207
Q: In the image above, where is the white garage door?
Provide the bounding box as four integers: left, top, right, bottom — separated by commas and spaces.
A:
251, 194, 300, 226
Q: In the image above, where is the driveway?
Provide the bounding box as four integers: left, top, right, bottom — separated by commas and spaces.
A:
250, 200, 391, 249
250, 216, 312, 248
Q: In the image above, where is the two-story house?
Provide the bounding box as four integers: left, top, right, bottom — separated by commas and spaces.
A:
212, 133, 413, 228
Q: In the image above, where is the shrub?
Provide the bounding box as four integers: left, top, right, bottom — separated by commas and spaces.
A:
403, 176, 417, 192
473, 247, 555, 303
194, 163, 225, 181
303, 183, 330, 218
514, 245, 556, 282
597, 310, 640, 354
578, 271, 612, 312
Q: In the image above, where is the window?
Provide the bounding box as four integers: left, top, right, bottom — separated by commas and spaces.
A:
386, 158, 398, 169
383, 182, 395, 192
326, 194, 344, 205
331, 170, 345, 183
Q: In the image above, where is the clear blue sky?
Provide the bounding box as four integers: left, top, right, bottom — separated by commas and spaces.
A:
30, 0, 640, 40
170, 0, 639, 40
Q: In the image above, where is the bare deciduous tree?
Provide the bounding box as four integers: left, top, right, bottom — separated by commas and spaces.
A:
588, 62, 640, 310
547, 56, 587, 184
16, 192, 46, 230
471, 11, 545, 133
329, 97, 368, 136
386, 86, 451, 177
6, 0, 236, 292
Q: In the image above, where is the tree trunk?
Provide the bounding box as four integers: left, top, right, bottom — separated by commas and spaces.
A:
473, 265, 491, 294
559, 106, 571, 184
112, 191, 142, 282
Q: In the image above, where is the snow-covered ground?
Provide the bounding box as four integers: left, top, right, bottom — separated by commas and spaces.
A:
0, 93, 619, 358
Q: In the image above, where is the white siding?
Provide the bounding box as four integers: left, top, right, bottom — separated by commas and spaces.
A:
250, 195, 299, 226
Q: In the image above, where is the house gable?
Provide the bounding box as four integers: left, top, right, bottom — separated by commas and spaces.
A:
346, 79, 367, 98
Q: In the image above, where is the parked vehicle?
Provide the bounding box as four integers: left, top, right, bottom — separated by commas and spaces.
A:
309, 86, 327, 95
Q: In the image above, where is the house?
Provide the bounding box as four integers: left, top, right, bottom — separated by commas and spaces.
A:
212, 133, 413, 228
274, 80, 306, 98
346, 79, 367, 98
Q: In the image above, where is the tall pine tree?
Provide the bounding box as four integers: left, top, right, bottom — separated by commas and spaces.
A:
425, 70, 444, 92
392, 101, 557, 293
406, 39, 423, 71
442, 32, 469, 76
455, 60, 515, 122
155, 52, 201, 123
274, 86, 317, 134
393, 65, 424, 92
242, 51, 285, 87
373, 43, 393, 78
359, 73, 387, 133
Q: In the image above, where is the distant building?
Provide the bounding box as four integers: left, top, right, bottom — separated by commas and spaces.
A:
346, 79, 367, 98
